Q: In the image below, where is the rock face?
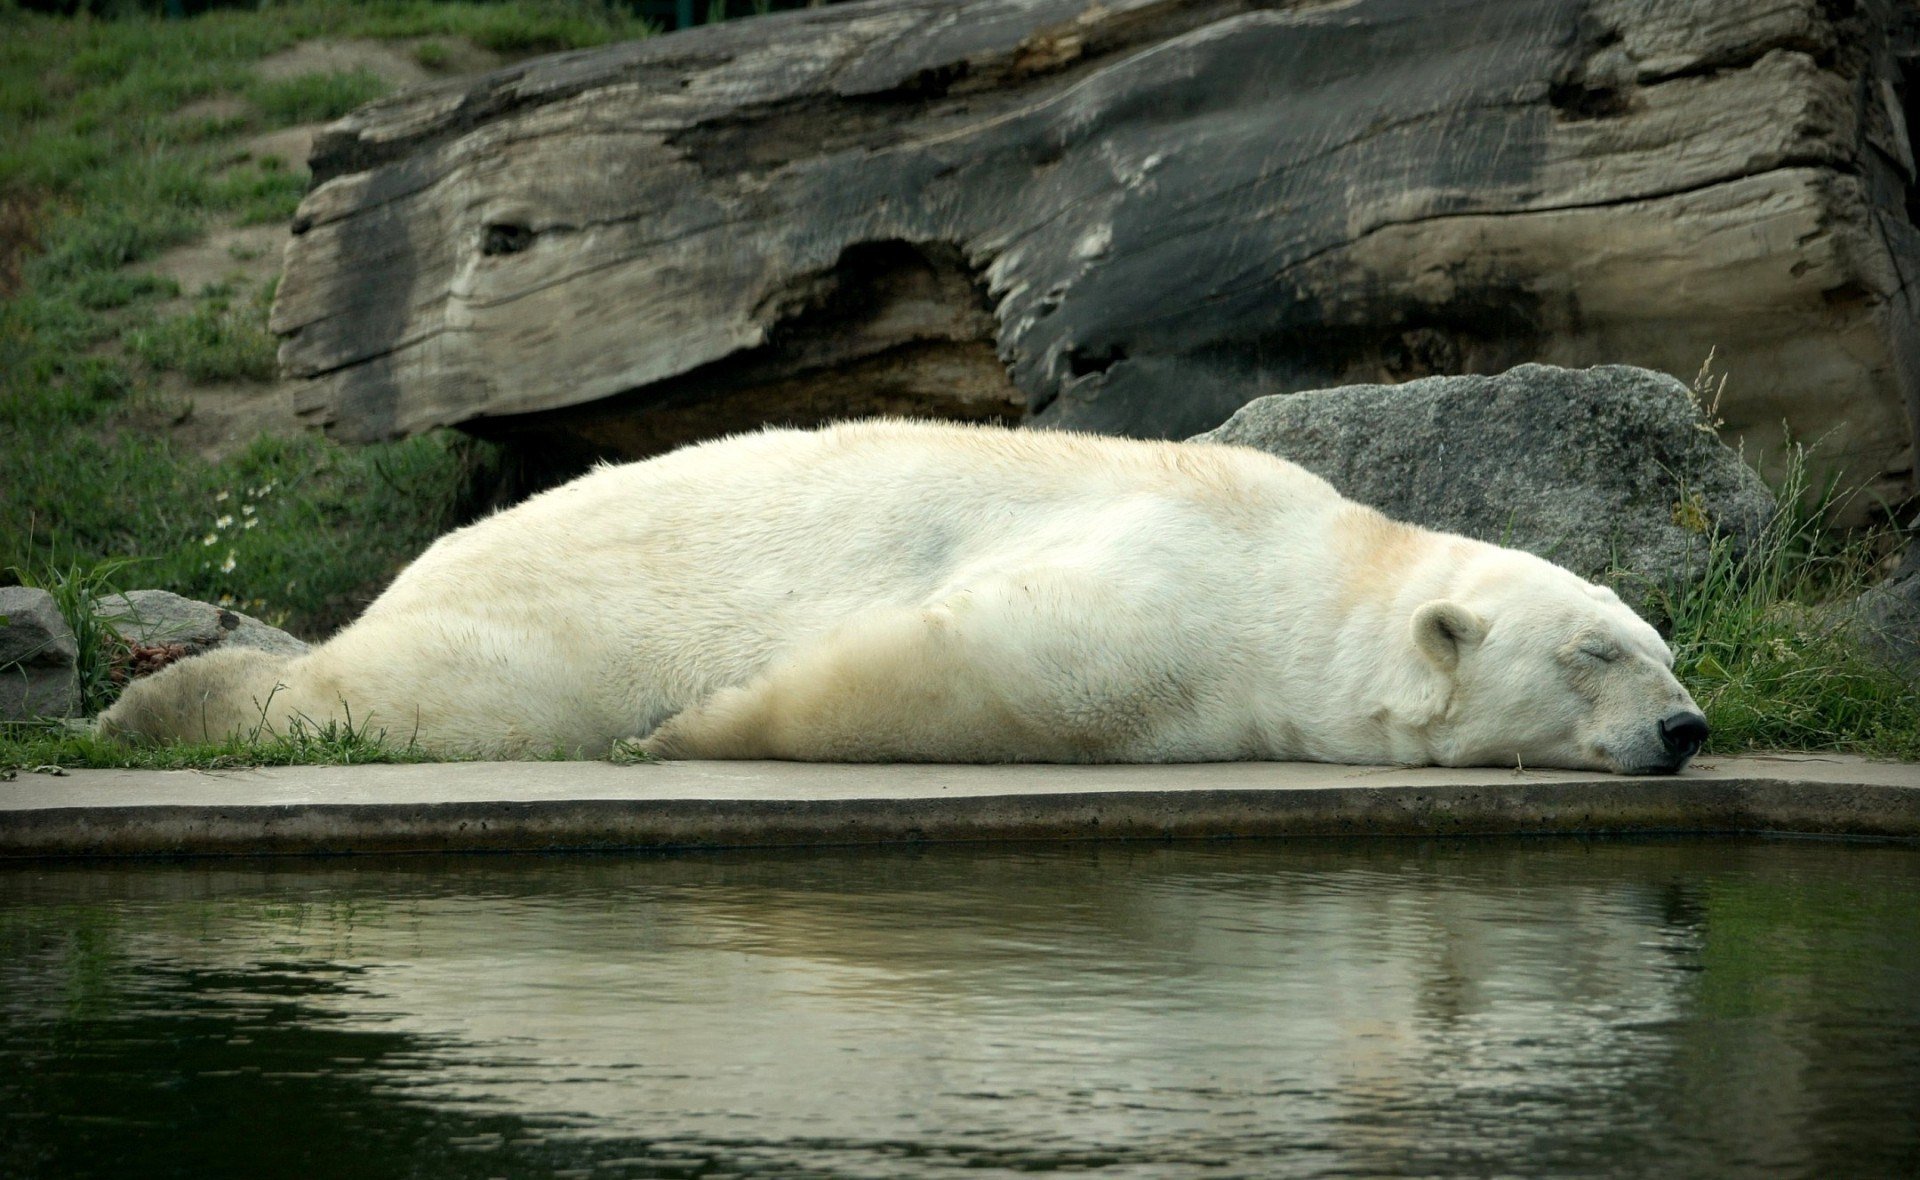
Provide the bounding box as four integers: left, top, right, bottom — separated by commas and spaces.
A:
0, 587, 80, 722
1193, 364, 1776, 593
96, 591, 309, 660
275, 0, 1919, 512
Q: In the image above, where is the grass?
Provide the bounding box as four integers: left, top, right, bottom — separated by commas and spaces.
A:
0, 718, 653, 772
1, 715, 438, 775
0, 0, 650, 647
12, 429, 505, 637
247, 67, 388, 125
9, 558, 144, 716
207, 155, 308, 225
125, 279, 279, 381
1642, 453, 1919, 760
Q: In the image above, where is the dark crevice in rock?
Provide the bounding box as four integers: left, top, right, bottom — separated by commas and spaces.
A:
463, 238, 1023, 478
1244, 290, 1545, 391
1547, 78, 1631, 121
470, 337, 1026, 496
754, 238, 999, 357
1821, 279, 1874, 310
481, 223, 535, 256
1065, 345, 1128, 378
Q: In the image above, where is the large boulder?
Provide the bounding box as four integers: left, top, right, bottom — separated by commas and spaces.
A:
95, 591, 309, 660
275, 0, 1919, 517
1192, 364, 1775, 595
0, 587, 80, 722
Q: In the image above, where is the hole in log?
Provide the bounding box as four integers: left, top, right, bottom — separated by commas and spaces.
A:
1547, 79, 1631, 121
886, 61, 970, 101
1821, 280, 1872, 312
1065, 345, 1128, 378
482, 223, 535, 256
463, 239, 1027, 491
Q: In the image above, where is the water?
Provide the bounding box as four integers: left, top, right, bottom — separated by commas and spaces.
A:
2, 838, 1917, 1179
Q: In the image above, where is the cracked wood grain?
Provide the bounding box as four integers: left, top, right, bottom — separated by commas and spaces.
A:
274, 0, 1920, 512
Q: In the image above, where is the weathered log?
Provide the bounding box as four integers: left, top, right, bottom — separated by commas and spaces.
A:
275, 0, 1920, 511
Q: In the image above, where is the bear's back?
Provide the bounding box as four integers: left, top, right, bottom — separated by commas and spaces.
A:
370, 420, 1347, 634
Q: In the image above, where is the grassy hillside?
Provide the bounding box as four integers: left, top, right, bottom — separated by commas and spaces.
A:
0, 0, 651, 638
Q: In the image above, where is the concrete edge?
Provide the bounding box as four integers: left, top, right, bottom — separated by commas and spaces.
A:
3, 770, 1917, 859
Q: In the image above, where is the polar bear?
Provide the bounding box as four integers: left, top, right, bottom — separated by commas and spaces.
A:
101, 420, 1709, 772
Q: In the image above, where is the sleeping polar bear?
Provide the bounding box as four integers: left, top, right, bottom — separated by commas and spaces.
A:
101, 420, 1709, 772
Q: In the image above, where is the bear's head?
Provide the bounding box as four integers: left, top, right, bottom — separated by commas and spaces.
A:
1409, 550, 1707, 774
98, 646, 293, 747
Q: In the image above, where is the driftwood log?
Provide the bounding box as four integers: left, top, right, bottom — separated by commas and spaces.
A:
274, 0, 1920, 510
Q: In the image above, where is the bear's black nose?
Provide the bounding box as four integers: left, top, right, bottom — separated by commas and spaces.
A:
1660, 710, 1710, 758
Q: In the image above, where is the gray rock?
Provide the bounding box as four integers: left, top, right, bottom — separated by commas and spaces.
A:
1192, 364, 1775, 595
95, 591, 308, 659
0, 586, 81, 721
1851, 547, 1920, 682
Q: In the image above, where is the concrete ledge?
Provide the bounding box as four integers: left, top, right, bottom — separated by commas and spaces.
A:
1, 754, 1917, 859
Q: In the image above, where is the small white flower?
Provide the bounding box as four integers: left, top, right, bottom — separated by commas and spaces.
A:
215, 514, 234, 529
240, 504, 255, 516
219, 551, 237, 574
202, 533, 219, 546
214, 490, 230, 502
217, 593, 235, 606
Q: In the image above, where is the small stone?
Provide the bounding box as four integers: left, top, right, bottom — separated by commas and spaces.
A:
94, 590, 308, 661
0, 586, 81, 721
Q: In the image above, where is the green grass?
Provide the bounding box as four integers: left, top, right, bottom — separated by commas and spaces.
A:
0, 715, 439, 774
207, 154, 309, 224
10, 430, 504, 637
9, 558, 145, 716
246, 67, 387, 125
126, 280, 279, 381
412, 38, 453, 69
0, 719, 654, 772
1641, 454, 1920, 760
73, 270, 179, 311
1, 1, 649, 647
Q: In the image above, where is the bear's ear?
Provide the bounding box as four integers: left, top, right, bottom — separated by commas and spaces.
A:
1411, 601, 1487, 672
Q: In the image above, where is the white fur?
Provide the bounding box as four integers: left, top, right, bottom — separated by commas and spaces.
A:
100, 420, 1702, 770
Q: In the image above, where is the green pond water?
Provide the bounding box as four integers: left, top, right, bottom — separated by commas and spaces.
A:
2, 838, 1917, 1179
